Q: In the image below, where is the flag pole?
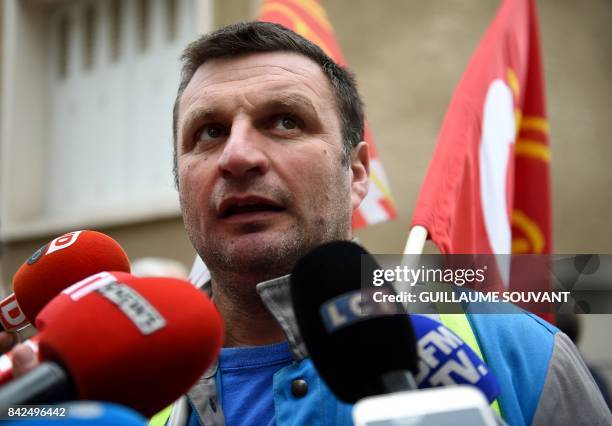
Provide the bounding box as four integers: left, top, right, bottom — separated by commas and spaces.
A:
394, 226, 428, 311
403, 225, 428, 255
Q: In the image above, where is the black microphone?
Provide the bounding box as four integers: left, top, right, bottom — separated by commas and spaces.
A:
0, 362, 76, 407
290, 240, 419, 403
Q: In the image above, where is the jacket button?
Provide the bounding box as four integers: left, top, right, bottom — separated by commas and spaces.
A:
291, 379, 308, 398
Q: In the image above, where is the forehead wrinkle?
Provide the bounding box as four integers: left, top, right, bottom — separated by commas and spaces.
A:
184, 72, 326, 111
194, 57, 327, 90
199, 62, 313, 82
180, 55, 334, 110
181, 80, 331, 126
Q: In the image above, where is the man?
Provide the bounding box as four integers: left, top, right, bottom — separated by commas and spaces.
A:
174, 21, 369, 351
7, 22, 610, 426
161, 21, 610, 426
167, 20, 368, 425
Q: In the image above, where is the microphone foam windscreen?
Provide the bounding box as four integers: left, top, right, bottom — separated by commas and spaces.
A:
290, 241, 418, 403
38, 276, 224, 417
13, 231, 131, 323
35, 271, 134, 331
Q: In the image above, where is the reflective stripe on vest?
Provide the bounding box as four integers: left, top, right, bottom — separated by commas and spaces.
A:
149, 404, 172, 426
438, 313, 503, 419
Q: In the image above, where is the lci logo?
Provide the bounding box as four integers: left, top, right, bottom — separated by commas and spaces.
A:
319, 288, 400, 333
27, 231, 83, 265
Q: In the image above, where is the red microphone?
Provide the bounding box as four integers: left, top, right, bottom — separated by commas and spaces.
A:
0, 275, 224, 417
0, 230, 130, 331
0, 271, 134, 385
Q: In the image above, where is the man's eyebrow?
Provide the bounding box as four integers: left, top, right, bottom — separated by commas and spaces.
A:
263, 93, 318, 116
180, 107, 217, 133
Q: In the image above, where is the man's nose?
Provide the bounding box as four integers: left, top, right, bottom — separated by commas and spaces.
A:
217, 121, 270, 178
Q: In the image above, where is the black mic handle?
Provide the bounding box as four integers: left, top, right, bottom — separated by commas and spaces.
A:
381, 369, 417, 394
0, 361, 77, 412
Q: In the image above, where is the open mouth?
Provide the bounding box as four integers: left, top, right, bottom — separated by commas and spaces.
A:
219, 196, 285, 219
222, 203, 284, 218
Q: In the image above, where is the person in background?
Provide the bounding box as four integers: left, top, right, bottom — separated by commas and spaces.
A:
556, 312, 611, 410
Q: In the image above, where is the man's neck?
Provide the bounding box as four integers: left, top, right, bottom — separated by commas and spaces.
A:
211, 276, 285, 348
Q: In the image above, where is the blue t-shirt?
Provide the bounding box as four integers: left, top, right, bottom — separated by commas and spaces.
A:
188, 342, 293, 426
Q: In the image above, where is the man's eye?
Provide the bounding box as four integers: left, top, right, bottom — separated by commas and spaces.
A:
274, 115, 299, 131
197, 124, 227, 141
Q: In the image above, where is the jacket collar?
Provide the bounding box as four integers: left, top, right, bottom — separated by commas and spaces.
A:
200, 274, 307, 361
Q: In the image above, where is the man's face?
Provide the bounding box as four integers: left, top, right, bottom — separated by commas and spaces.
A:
176, 52, 368, 278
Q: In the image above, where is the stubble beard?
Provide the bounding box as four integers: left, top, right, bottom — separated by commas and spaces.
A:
201, 206, 351, 286
184, 172, 353, 287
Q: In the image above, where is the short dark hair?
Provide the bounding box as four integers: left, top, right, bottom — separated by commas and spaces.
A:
172, 21, 364, 185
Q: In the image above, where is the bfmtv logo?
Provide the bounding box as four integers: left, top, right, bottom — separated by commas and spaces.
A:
27, 231, 83, 265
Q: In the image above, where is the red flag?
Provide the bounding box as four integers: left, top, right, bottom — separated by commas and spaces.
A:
259, 0, 397, 229
411, 0, 552, 297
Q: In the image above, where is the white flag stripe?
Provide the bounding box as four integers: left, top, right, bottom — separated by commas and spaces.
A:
370, 158, 393, 197
357, 158, 394, 225
360, 181, 389, 224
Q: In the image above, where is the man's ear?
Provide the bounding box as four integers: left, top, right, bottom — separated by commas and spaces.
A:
350, 141, 370, 211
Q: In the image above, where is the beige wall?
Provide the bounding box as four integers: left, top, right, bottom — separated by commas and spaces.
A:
2, 0, 611, 375
2, 218, 195, 289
